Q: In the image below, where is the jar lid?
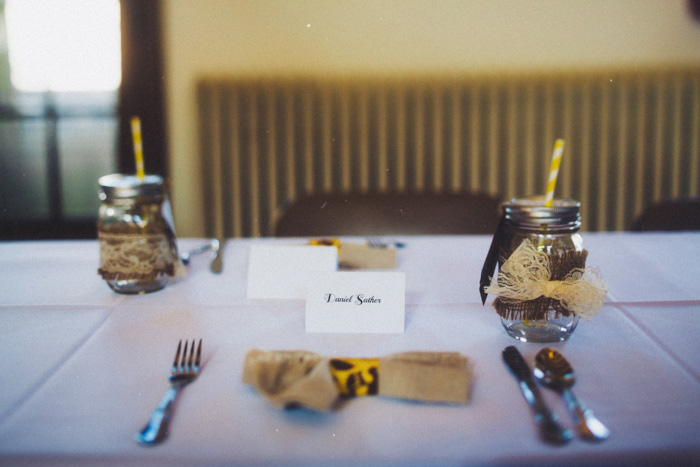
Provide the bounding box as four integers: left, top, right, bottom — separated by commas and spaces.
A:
503, 196, 581, 229
98, 174, 164, 200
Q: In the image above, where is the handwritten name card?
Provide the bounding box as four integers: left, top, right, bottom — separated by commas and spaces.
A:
306, 271, 405, 333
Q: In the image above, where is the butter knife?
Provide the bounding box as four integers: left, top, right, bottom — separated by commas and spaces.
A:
209, 238, 225, 273
180, 241, 215, 266
502, 346, 573, 445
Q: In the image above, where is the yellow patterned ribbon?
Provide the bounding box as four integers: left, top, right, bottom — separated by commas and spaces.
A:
329, 358, 379, 397
309, 238, 341, 251
484, 239, 608, 320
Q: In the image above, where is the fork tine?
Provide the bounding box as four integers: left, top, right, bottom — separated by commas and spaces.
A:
172, 340, 183, 373
187, 338, 196, 372
368, 237, 387, 248
180, 340, 190, 372
194, 339, 202, 372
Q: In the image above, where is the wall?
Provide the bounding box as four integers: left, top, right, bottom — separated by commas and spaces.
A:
161, 0, 700, 237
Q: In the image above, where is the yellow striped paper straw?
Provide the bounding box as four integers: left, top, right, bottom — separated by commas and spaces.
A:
544, 139, 565, 207
131, 116, 145, 180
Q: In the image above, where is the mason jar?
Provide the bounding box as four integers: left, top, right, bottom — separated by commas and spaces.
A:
496, 197, 584, 342
97, 174, 179, 294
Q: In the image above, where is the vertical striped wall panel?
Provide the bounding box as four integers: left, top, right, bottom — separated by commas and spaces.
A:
198, 69, 700, 237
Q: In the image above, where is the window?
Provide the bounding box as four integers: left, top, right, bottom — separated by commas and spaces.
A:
0, 0, 121, 239
5, 0, 121, 93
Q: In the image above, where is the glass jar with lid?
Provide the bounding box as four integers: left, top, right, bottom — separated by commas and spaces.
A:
496, 196, 584, 342
97, 174, 181, 294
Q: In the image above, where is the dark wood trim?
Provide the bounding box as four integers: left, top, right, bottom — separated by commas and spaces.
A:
118, 0, 168, 178
0, 219, 97, 241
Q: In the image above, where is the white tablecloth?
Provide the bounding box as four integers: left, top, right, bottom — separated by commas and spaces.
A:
1, 233, 699, 465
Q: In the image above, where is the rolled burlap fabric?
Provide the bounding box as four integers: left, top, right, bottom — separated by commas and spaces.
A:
242, 349, 471, 411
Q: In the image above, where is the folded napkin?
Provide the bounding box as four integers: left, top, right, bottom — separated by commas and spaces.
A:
338, 243, 396, 269
242, 349, 471, 411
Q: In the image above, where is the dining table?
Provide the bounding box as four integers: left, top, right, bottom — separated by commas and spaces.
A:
1, 232, 699, 465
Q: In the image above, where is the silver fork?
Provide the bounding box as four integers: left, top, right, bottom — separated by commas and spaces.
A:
367, 237, 406, 249
134, 339, 202, 445
367, 237, 388, 249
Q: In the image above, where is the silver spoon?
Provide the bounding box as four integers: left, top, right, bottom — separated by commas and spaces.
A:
534, 348, 611, 442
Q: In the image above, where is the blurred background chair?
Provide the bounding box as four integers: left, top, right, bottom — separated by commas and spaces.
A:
274, 191, 502, 237
629, 197, 700, 231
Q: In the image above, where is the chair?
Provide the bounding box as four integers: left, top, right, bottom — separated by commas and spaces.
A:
629, 197, 700, 231
274, 191, 502, 237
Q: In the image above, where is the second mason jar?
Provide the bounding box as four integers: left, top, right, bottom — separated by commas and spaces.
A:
496, 196, 584, 343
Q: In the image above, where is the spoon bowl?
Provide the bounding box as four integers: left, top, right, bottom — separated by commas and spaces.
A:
534, 348, 610, 442
534, 348, 575, 388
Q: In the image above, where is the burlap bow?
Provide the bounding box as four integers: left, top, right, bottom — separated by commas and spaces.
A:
484, 239, 607, 320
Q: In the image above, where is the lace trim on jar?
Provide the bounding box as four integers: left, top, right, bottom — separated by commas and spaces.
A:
491, 242, 590, 321
98, 231, 178, 281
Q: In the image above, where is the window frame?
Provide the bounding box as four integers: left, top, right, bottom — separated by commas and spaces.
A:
0, 0, 168, 240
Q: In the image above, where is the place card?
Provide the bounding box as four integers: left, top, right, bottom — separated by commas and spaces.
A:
247, 245, 338, 299
305, 271, 405, 333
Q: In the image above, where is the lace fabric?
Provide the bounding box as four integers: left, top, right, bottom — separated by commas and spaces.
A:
485, 239, 607, 321
98, 230, 179, 282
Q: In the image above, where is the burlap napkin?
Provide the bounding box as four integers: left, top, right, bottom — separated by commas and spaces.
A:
338, 243, 397, 269
242, 349, 471, 411
309, 239, 397, 269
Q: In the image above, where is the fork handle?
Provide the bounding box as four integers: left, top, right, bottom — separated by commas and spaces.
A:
135, 387, 179, 445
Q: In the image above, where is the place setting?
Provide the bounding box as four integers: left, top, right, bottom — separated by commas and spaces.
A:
113, 137, 617, 453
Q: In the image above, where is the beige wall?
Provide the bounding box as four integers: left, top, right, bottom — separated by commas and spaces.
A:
161, 0, 700, 237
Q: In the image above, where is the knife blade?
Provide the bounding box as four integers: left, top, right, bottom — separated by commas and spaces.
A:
209, 238, 225, 273
502, 346, 573, 445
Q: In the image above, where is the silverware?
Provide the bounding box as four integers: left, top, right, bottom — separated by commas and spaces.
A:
210, 238, 225, 273
366, 237, 406, 249
134, 339, 202, 445
367, 237, 388, 249
534, 348, 610, 442
180, 240, 216, 266
502, 346, 573, 445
